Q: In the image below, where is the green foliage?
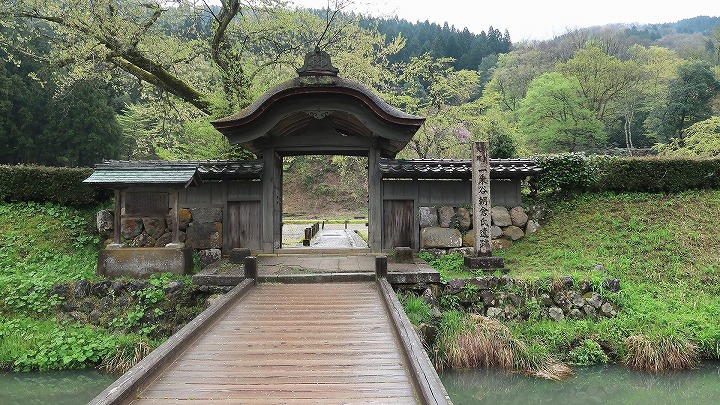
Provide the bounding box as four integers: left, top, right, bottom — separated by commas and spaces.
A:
0, 165, 110, 206
519, 72, 606, 153
655, 116, 720, 157
598, 157, 720, 193
417, 252, 472, 281
650, 61, 720, 140
500, 191, 720, 366
568, 339, 609, 365
0, 317, 154, 372
535, 155, 720, 194
535, 153, 602, 193
0, 202, 99, 317
398, 292, 433, 325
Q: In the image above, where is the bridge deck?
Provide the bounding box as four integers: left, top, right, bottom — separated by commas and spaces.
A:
131, 282, 421, 404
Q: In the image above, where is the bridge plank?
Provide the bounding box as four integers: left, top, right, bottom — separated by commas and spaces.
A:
131, 282, 421, 404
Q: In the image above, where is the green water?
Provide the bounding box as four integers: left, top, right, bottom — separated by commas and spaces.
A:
441, 362, 720, 404
0, 369, 117, 405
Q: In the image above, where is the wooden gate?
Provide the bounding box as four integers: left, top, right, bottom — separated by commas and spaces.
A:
227, 201, 261, 250
383, 200, 414, 249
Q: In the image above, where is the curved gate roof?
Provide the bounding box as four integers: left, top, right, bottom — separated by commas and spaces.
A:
212, 49, 425, 158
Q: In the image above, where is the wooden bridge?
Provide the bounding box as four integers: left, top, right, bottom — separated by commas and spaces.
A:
89, 261, 451, 404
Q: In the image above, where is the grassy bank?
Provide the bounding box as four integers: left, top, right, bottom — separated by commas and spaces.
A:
409, 190, 720, 375
0, 202, 172, 372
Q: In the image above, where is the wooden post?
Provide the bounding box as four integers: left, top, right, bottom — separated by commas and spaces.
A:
172, 188, 180, 245
108, 188, 122, 248
375, 255, 388, 279
244, 256, 258, 279
368, 147, 382, 252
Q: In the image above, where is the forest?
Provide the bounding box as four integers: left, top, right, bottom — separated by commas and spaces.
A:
1, 1, 719, 166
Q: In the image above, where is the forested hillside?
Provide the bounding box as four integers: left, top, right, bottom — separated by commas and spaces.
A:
1, 2, 719, 168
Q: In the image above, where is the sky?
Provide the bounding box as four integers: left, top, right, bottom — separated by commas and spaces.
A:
290, 0, 720, 41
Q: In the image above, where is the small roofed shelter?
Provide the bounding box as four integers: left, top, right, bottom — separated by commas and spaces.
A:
84, 163, 203, 277
211, 48, 425, 251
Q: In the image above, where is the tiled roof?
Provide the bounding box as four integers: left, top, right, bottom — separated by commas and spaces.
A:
379, 159, 541, 179
84, 160, 264, 186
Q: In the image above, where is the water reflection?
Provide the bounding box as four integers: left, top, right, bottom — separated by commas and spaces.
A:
0, 369, 116, 405
441, 362, 720, 404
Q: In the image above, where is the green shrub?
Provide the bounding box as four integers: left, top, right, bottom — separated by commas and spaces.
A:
534, 155, 720, 194
0, 165, 110, 206
535, 153, 602, 193
568, 339, 609, 365
597, 157, 720, 193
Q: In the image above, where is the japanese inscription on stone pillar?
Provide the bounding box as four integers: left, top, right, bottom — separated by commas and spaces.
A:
472, 142, 492, 256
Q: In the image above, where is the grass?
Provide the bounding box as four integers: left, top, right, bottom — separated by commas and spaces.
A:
499, 191, 720, 370
418, 190, 720, 374
0, 201, 163, 372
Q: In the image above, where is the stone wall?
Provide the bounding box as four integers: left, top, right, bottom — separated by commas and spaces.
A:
402, 275, 621, 323
418, 205, 542, 254
49, 279, 232, 338
97, 207, 223, 267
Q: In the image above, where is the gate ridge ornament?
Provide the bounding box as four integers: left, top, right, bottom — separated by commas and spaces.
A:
296, 47, 339, 77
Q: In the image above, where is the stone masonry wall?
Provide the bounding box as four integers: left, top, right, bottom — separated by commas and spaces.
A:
97, 207, 223, 267
401, 275, 621, 323
418, 205, 542, 254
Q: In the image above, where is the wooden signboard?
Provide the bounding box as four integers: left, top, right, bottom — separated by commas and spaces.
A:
125, 192, 169, 217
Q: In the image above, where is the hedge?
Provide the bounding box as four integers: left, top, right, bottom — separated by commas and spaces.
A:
0, 165, 110, 206
599, 157, 720, 193
535, 155, 720, 194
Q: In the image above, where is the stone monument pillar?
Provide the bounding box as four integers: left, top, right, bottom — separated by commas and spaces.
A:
464, 141, 504, 270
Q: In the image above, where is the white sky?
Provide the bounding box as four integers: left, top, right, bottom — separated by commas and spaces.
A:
290, 0, 720, 41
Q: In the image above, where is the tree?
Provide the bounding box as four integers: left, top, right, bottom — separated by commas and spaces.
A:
655, 116, 720, 156
518, 72, 605, 153
0, 0, 360, 116
43, 81, 123, 166
557, 43, 639, 122
482, 48, 554, 112
651, 61, 720, 140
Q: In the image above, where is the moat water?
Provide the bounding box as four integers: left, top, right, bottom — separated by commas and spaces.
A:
3, 362, 719, 404
440, 361, 720, 404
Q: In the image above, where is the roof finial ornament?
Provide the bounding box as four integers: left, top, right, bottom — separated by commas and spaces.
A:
297, 48, 339, 77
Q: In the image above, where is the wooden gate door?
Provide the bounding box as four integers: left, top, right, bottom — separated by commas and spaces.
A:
383, 200, 414, 249
227, 201, 261, 250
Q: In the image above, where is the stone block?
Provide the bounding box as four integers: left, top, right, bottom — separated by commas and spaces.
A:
186, 222, 222, 249
198, 249, 222, 268
143, 217, 167, 239
420, 227, 462, 249
491, 225, 503, 239
457, 207, 472, 231
230, 247, 252, 264
121, 218, 143, 239
96, 210, 114, 235
438, 206, 456, 228
394, 247, 414, 263
464, 255, 505, 269
491, 206, 512, 227
190, 207, 223, 224
448, 247, 476, 256
509, 206, 529, 228
169, 208, 192, 231
97, 247, 193, 278
503, 225, 525, 241
462, 229, 475, 247
525, 219, 540, 235
491, 239, 512, 250
418, 207, 438, 228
